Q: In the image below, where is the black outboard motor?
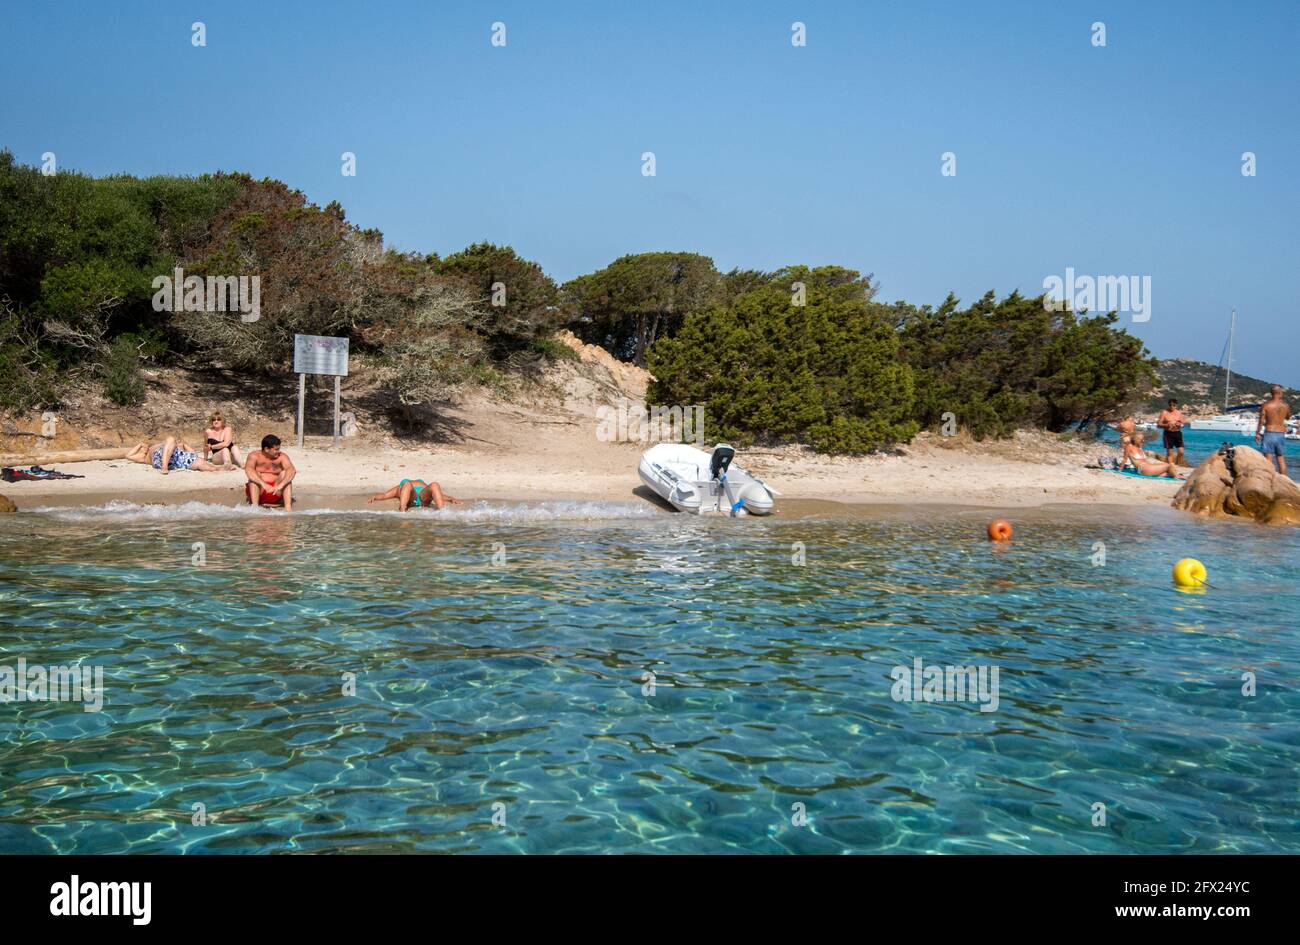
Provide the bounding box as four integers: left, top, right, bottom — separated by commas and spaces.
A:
709, 444, 736, 481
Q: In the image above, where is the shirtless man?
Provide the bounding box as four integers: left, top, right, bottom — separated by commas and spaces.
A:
1156, 398, 1186, 467
1113, 415, 1137, 439
1256, 384, 1291, 474
244, 434, 296, 510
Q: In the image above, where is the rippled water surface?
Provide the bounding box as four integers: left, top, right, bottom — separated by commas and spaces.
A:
1, 500, 1298, 853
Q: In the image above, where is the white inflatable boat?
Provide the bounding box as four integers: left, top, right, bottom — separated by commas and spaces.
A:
637, 443, 777, 515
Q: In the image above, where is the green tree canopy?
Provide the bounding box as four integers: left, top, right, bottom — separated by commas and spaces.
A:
0, 152, 1162, 446
564, 251, 719, 365
648, 276, 918, 453
433, 242, 560, 357
894, 290, 1157, 437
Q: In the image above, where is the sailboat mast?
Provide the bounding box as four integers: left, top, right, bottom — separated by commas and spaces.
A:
1225, 308, 1236, 410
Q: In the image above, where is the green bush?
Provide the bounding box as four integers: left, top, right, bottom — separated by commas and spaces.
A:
527, 334, 579, 361
102, 336, 145, 406
893, 290, 1157, 439
434, 242, 562, 358
0, 150, 245, 400
648, 276, 918, 453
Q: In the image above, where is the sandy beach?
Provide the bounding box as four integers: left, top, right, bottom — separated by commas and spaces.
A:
0, 333, 1187, 514
3, 429, 1183, 513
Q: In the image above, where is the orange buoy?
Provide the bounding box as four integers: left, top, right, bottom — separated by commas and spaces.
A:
987, 519, 1013, 542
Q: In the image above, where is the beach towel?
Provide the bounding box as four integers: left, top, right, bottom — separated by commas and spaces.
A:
2, 465, 85, 482
1101, 467, 1179, 481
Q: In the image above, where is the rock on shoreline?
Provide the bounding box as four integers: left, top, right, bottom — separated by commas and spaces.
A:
1172, 445, 1300, 524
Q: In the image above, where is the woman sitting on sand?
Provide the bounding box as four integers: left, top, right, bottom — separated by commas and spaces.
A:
1120, 433, 1187, 479
366, 478, 462, 511
203, 412, 243, 467
125, 436, 227, 474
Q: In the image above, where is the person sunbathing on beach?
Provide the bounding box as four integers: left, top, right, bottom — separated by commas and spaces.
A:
367, 478, 461, 511
203, 412, 243, 467
244, 435, 296, 510
1120, 433, 1186, 479
125, 437, 226, 474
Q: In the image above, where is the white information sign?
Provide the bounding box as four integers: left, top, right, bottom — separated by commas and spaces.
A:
293, 334, 349, 377
292, 335, 349, 449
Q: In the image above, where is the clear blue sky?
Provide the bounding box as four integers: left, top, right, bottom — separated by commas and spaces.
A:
3, 0, 1297, 383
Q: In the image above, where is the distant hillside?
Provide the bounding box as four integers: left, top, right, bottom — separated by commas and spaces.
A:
1140, 359, 1299, 415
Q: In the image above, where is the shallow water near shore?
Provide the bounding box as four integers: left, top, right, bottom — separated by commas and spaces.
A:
1, 500, 1298, 853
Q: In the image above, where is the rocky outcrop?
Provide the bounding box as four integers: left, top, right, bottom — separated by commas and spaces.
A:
1172, 445, 1300, 525
0, 494, 15, 513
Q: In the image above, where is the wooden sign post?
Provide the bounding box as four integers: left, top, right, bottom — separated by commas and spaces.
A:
293, 334, 349, 450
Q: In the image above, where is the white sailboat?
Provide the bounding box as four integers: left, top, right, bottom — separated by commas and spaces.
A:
1188, 309, 1259, 436
1189, 413, 1257, 435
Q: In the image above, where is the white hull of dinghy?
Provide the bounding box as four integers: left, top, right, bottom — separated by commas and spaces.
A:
637, 443, 776, 515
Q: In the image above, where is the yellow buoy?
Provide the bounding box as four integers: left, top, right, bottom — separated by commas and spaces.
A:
1172, 558, 1207, 589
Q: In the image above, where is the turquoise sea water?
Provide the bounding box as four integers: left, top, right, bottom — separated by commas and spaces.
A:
1, 500, 1298, 854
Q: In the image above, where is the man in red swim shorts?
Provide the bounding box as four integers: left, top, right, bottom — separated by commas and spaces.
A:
243, 434, 297, 511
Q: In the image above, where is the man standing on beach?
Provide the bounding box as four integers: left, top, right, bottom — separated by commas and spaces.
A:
1256, 385, 1291, 475
1157, 399, 1186, 468
244, 435, 296, 510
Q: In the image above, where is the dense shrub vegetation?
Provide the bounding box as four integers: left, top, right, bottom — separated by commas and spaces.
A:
648, 267, 919, 452
0, 151, 556, 426
888, 290, 1158, 439
0, 151, 243, 410
0, 150, 1156, 449
433, 242, 564, 361
643, 268, 1156, 452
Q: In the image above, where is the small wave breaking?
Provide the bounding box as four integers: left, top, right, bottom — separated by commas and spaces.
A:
23, 499, 663, 524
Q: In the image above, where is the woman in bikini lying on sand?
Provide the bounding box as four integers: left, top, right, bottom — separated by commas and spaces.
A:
366, 478, 462, 511
125, 436, 228, 474
1120, 432, 1187, 479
